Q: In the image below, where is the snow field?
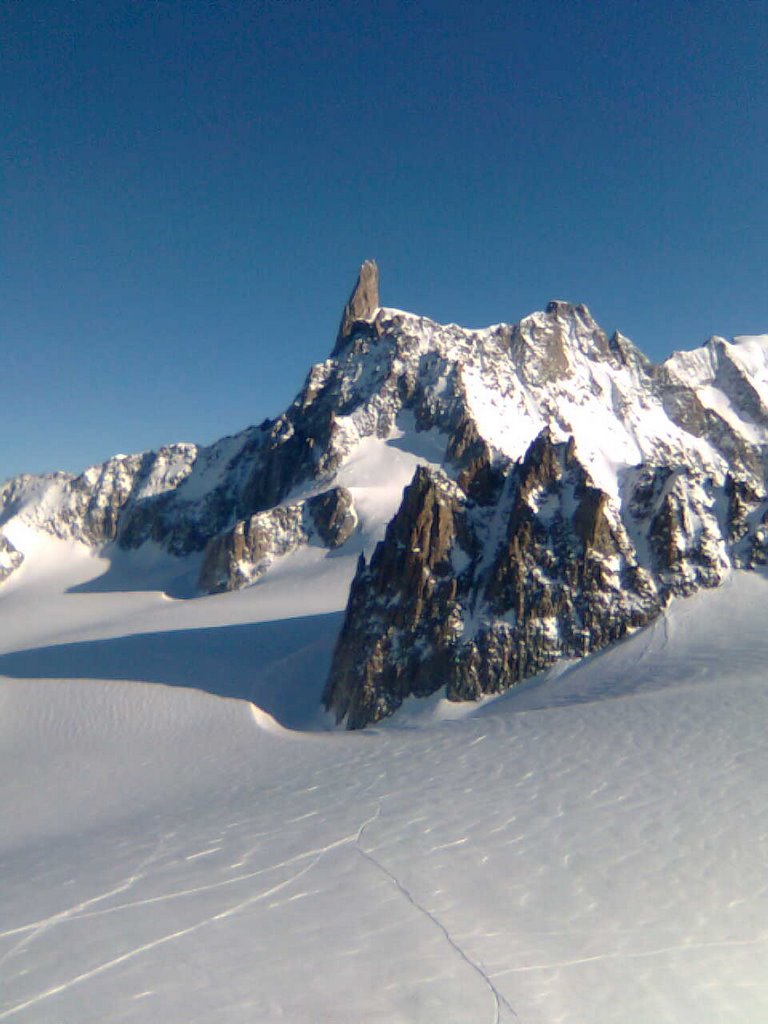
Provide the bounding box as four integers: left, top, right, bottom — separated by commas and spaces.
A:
1, 523, 767, 1021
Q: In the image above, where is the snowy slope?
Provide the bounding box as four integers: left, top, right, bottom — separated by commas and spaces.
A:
1, 531, 767, 1022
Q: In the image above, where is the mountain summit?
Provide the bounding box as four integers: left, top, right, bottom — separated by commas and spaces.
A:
335, 258, 379, 352
1, 265, 767, 725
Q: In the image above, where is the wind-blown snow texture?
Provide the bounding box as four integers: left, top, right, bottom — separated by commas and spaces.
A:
1, 533, 767, 1022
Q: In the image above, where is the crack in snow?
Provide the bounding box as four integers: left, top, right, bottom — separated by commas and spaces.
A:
356, 810, 520, 1024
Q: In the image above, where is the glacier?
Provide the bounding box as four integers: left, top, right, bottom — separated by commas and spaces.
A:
1, 533, 767, 1021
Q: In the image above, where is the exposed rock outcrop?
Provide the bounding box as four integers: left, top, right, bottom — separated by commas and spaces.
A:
323, 467, 466, 728
198, 486, 358, 593
307, 486, 357, 548
323, 425, 758, 728
0, 534, 23, 583
334, 259, 379, 354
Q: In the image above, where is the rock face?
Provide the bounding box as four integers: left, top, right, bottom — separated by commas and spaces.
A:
323, 419, 768, 727
1, 266, 767, 727
323, 433, 661, 726
334, 259, 379, 354
0, 534, 23, 584
324, 467, 465, 729
307, 486, 358, 549
198, 487, 358, 593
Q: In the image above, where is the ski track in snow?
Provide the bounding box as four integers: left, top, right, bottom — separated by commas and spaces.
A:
0, 853, 328, 1021
0, 809, 389, 1022
0, 825, 370, 940
490, 928, 768, 976
0, 833, 170, 954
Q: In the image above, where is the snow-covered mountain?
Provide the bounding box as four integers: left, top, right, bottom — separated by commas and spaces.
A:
2, 266, 768, 1024
1, 262, 767, 727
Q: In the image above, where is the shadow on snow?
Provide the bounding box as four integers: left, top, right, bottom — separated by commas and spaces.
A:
0, 612, 344, 732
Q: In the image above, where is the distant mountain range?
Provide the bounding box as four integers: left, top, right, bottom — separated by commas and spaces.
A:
2, 262, 766, 726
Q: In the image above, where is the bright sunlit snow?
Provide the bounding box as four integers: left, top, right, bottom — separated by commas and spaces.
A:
1, 513, 767, 1023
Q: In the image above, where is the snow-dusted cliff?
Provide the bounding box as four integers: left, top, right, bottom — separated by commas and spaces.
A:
2, 263, 766, 725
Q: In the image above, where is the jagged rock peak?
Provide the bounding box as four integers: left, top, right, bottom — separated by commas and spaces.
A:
545, 299, 592, 321
334, 259, 379, 353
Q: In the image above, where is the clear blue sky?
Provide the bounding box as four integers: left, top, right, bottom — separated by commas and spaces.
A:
2, 0, 767, 482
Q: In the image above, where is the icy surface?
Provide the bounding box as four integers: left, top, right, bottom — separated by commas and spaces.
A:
1, 527, 767, 1022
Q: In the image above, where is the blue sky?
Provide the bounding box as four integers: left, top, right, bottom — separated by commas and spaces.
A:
2, 0, 767, 481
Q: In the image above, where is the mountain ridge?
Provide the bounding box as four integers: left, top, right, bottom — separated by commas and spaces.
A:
2, 263, 766, 725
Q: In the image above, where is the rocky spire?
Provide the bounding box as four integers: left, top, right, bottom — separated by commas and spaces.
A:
333, 260, 379, 354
